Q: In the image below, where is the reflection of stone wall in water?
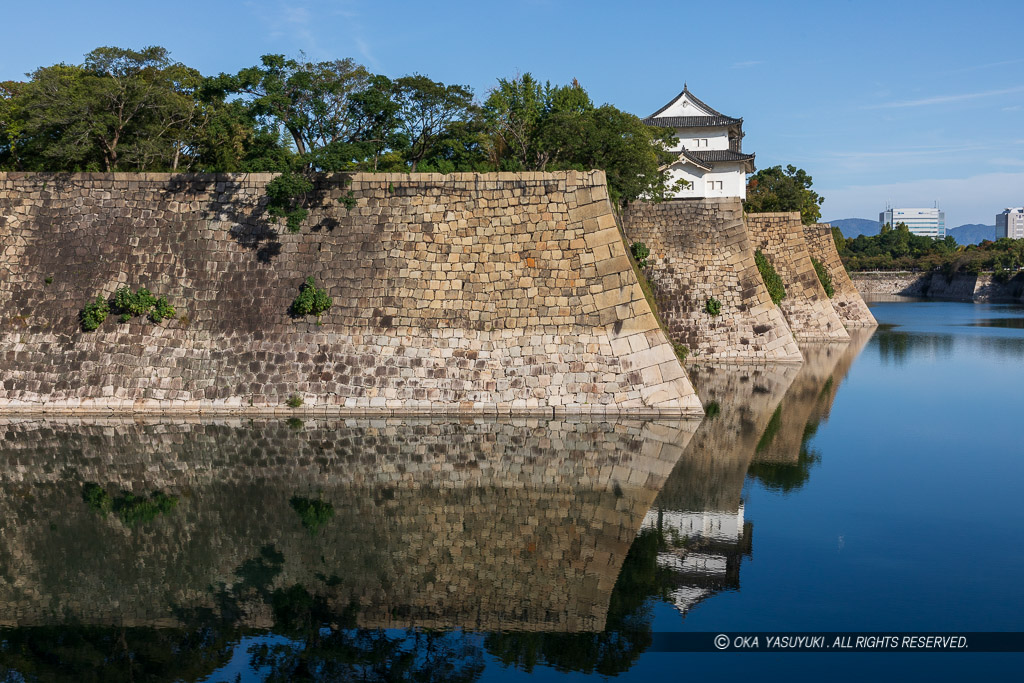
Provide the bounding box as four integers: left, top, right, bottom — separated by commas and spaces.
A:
0, 171, 699, 415
745, 213, 850, 341
621, 199, 802, 363
642, 362, 798, 618
803, 223, 877, 327
654, 362, 799, 513
0, 418, 696, 631
750, 330, 873, 466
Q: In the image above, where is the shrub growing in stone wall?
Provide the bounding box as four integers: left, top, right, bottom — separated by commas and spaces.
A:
266, 171, 314, 233
112, 286, 177, 324
811, 257, 834, 298
80, 296, 110, 331
630, 242, 650, 269
705, 297, 722, 316
290, 277, 333, 323
755, 250, 786, 305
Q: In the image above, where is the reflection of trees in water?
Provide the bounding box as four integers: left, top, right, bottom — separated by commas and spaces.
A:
747, 420, 823, 493
0, 625, 236, 683
875, 328, 954, 365
0, 543, 485, 683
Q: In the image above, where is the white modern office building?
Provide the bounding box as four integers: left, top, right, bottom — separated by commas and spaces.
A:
879, 207, 946, 239
996, 208, 1024, 239
642, 85, 755, 199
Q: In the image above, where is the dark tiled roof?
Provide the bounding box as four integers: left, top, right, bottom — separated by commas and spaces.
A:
644, 115, 741, 127
690, 150, 755, 163
675, 149, 712, 171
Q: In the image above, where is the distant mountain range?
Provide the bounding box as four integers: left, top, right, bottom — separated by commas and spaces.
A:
948, 224, 996, 245
827, 218, 997, 245
828, 218, 879, 238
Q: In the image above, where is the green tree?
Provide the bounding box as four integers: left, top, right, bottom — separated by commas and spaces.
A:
393, 74, 476, 172
211, 54, 371, 166
744, 164, 824, 225
483, 74, 681, 204
0, 46, 257, 173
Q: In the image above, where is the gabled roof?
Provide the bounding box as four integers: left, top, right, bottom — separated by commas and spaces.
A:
649, 84, 738, 119
659, 149, 712, 173
663, 149, 756, 173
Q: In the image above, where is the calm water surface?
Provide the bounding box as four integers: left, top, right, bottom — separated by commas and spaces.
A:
0, 300, 1022, 681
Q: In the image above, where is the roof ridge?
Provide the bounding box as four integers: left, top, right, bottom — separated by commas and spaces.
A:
648, 85, 728, 118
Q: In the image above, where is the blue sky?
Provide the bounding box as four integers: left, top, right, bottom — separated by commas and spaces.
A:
2, 0, 1022, 226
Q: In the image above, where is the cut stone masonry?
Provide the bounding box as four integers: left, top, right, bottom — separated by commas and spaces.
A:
0, 171, 702, 416
623, 198, 802, 362
745, 212, 850, 341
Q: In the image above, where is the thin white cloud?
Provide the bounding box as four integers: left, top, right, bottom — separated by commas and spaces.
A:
820, 172, 1024, 226
730, 60, 763, 69
990, 157, 1024, 167
827, 144, 996, 161
863, 85, 1024, 109
946, 58, 1024, 75
355, 36, 380, 71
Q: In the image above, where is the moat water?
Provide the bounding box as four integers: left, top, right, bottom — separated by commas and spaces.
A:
0, 300, 1022, 681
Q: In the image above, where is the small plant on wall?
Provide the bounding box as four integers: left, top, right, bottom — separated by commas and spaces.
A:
113, 286, 177, 324
630, 242, 651, 269
291, 277, 333, 324
705, 297, 722, 316
80, 296, 110, 331
755, 250, 787, 305
81, 287, 177, 332
811, 257, 835, 298
672, 341, 689, 362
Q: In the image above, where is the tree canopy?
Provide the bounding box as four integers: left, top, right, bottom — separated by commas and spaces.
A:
837, 222, 1024, 277
744, 164, 824, 225
1, 49, 684, 209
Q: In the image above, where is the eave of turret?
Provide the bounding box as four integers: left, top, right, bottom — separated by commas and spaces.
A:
643, 115, 742, 128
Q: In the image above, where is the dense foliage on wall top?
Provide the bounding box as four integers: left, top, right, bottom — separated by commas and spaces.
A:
0, 47, 684, 210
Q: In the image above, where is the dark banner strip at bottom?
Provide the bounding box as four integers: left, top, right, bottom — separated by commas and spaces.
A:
648, 633, 1024, 653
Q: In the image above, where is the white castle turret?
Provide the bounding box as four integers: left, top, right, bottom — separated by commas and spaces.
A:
643, 85, 755, 199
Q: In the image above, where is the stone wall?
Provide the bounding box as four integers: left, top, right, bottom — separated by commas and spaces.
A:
848, 272, 930, 297
0, 171, 701, 416
745, 212, 850, 341
621, 199, 801, 362
803, 223, 877, 326
851, 271, 1024, 302
0, 417, 697, 630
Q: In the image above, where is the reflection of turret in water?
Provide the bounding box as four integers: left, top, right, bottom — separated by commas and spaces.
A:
747, 328, 873, 491
641, 361, 799, 618
0, 417, 698, 633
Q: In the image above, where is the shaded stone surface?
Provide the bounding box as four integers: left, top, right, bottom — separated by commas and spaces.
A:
622, 199, 802, 362
745, 212, 850, 341
803, 223, 877, 327
0, 171, 700, 415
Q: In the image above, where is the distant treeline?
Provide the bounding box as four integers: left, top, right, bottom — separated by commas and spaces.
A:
0, 46, 685, 205
835, 222, 1024, 280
